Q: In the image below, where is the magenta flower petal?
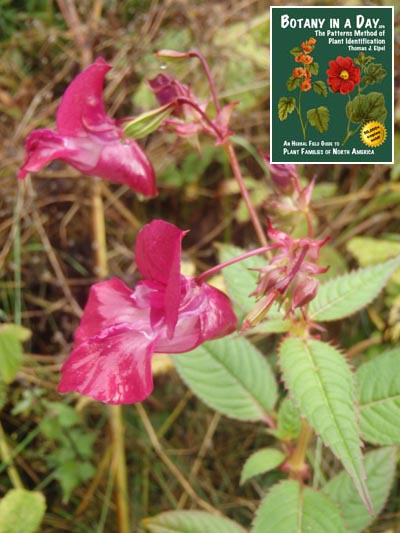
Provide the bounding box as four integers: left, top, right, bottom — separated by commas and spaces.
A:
135, 220, 187, 337
56, 57, 113, 136
58, 325, 156, 404
18, 58, 157, 196
73, 278, 151, 347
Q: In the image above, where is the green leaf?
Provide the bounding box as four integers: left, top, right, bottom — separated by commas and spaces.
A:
0, 489, 46, 533
286, 76, 301, 92
269, 397, 301, 441
172, 335, 277, 421
307, 106, 329, 133
240, 448, 285, 485
0, 324, 31, 342
142, 510, 246, 533
279, 337, 372, 512
289, 46, 302, 57
278, 97, 296, 120
53, 460, 95, 503
357, 348, 400, 444
312, 80, 328, 97
252, 480, 346, 533
308, 61, 319, 76
309, 256, 400, 321
362, 63, 387, 86
0, 330, 23, 384
323, 447, 397, 533
346, 92, 387, 124
347, 236, 400, 267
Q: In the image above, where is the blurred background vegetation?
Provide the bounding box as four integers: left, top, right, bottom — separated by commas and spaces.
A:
0, 0, 399, 531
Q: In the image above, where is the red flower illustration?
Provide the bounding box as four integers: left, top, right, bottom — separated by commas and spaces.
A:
326, 56, 361, 95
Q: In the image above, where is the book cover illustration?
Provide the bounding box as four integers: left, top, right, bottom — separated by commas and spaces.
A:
270, 6, 393, 164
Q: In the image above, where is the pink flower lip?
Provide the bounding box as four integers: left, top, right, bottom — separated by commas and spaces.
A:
58, 220, 237, 405
19, 58, 157, 196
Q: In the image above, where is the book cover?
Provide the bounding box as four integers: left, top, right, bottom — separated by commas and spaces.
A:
270, 6, 393, 164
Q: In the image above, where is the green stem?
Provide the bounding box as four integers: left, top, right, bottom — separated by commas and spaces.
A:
0, 421, 24, 489
296, 90, 307, 141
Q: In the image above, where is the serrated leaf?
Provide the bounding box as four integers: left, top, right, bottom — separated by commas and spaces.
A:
346, 92, 387, 124
142, 510, 246, 533
172, 335, 277, 421
0, 330, 23, 383
312, 80, 327, 97
278, 97, 296, 120
357, 348, 400, 444
0, 489, 46, 533
252, 480, 346, 533
362, 63, 387, 86
347, 236, 400, 267
307, 106, 329, 133
308, 61, 319, 76
309, 256, 400, 321
240, 448, 285, 485
323, 447, 397, 532
287, 76, 301, 91
270, 397, 301, 441
279, 337, 372, 512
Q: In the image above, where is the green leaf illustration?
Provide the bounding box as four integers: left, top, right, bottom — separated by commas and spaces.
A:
309, 256, 400, 322
143, 510, 246, 533
289, 46, 302, 57
252, 480, 346, 533
286, 77, 301, 92
358, 348, 400, 445
240, 448, 285, 485
324, 447, 397, 532
346, 92, 387, 124
172, 335, 278, 421
362, 63, 387, 86
278, 97, 296, 121
308, 61, 319, 76
0, 489, 46, 533
307, 106, 329, 133
279, 337, 372, 513
312, 80, 328, 97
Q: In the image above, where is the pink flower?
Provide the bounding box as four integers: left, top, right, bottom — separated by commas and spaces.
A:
58, 220, 237, 404
19, 58, 156, 195
148, 73, 236, 144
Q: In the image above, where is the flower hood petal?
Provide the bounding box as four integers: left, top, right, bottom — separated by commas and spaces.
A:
58, 325, 156, 404
56, 57, 113, 136
135, 220, 188, 337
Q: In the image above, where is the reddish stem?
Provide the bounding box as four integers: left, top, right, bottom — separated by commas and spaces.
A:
223, 141, 268, 247
195, 244, 277, 284
188, 50, 221, 113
